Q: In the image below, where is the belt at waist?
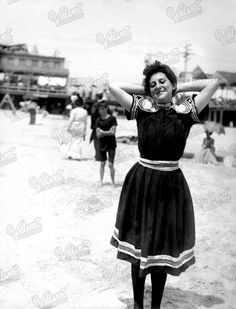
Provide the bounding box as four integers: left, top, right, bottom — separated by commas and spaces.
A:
139, 158, 179, 171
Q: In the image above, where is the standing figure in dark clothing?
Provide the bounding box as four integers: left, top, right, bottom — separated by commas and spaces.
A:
27, 99, 38, 125
90, 100, 113, 160
89, 101, 100, 160
108, 60, 219, 309
202, 131, 215, 151
96, 101, 117, 187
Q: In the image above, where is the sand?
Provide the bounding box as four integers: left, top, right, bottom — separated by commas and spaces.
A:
0, 110, 235, 309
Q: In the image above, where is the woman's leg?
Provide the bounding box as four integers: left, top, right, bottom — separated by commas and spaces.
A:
78, 138, 83, 159
100, 161, 106, 186
94, 137, 100, 160
131, 264, 146, 309
108, 162, 115, 185
150, 271, 167, 309
108, 150, 115, 185
67, 136, 74, 159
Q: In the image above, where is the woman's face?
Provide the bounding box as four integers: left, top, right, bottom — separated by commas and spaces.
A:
149, 72, 175, 103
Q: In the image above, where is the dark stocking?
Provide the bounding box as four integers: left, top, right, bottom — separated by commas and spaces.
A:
150, 271, 167, 309
131, 264, 146, 309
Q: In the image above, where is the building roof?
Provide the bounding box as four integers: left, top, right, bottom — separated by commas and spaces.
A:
192, 65, 208, 79
0, 43, 64, 60
0, 43, 68, 77
179, 66, 213, 80
0, 43, 28, 54
213, 71, 236, 86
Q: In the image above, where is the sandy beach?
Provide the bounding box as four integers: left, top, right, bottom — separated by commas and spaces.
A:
0, 110, 235, 309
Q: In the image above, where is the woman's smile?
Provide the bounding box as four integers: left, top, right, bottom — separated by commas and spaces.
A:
156, 90, 165, 95
154, 89, 167, 101
149, 72, 173, 103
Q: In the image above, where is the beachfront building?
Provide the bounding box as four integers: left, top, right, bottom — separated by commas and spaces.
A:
0, 43, 69, 113
179, 66, 236, 127
210, 71, 236, 127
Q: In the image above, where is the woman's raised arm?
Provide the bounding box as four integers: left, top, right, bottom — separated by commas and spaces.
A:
176, 79, 220, 113
108, 82, 145, 112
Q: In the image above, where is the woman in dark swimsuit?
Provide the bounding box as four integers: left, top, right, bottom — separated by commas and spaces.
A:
96, 101, 118, 187
108, 61, 219, 308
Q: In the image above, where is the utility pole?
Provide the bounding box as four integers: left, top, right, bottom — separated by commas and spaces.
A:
180, 44, 194, 82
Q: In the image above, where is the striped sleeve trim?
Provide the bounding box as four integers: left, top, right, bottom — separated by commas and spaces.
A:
128, 94, 141, 120
185, 96, 201, 123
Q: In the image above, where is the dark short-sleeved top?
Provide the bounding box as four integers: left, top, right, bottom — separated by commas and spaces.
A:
203, 137, 214, 149
95, 115, 118, 151
90, 102, 99, 130
125, 94, 209, 161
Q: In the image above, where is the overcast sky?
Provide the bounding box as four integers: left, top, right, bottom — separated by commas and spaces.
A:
1, 0, 236, 83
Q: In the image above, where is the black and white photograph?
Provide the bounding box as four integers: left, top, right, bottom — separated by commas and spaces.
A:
0, 0, 236, 308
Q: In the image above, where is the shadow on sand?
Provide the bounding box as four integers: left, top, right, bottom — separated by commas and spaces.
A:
65, 156, 93, 161
120, 285, 224, 309
100, 182, 123, 188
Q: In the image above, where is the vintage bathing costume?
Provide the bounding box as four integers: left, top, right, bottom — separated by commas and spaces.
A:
110, 94, 208, 277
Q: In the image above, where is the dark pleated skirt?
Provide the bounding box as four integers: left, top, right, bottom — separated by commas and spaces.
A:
110, 162, 195, 277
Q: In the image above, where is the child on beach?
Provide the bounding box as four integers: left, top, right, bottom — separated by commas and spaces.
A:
96, 101, 117, 187
108, 60, 219, 308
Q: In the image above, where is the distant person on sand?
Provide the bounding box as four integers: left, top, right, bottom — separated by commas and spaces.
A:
64, 94, 77, 118
36, 106, 49, 125
196, 130, 218, 165
89, 100, 100, 161
90, 99, 113, 160
27, 99, 38, 125
108, 60, 219, 308
67, 96, 88, 160
96, 101, 117, 187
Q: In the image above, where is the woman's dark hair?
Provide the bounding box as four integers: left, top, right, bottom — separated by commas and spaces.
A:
74, 96, 84, 107
143, 61, 177, 95
97, 100, 108, 109
97, 100, 113, 115
206, 130, 212, 136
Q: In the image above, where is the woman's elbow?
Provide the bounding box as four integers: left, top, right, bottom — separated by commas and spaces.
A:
210, 78, 220, 88
108, 82, 120, 91
108, 82, 114, 94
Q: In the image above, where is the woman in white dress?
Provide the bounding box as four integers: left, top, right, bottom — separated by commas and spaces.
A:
195, 131, 219, 165
67, 97, 88, 160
